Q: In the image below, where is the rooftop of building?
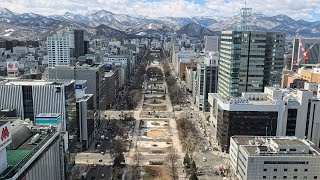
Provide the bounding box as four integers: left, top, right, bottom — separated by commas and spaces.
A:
232, 136, 320, 157
0, 79, 74, 86
104, 70, 115, 77
300, 67, 320, 74
0, 121, 59, 179
209, 93, 275, 105
36, 113, 61, 118
49, 63, 103, 70
210, 86, 307, 106
75, 80, 87, 84
76, 94, 93, 102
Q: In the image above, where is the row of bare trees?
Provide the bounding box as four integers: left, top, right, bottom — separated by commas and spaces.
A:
165, 147, 180, 180
111, 114, 134, 179
126, 62, 146, 109
162, 61, 184, 105
163, 61, 171, 77
176, 113, 200, 154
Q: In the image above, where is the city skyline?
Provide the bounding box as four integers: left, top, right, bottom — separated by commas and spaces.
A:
0, 0, 319, 21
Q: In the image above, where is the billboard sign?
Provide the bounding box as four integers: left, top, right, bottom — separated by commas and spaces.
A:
75, 82, 87, 90
6, 61, 19, 71
0, 122, 12, 151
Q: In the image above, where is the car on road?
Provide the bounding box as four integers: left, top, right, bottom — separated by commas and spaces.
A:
101, 151, 105, 155
101, 174, 105, 178
99, 159, 103, 162
203, 157, 207, 162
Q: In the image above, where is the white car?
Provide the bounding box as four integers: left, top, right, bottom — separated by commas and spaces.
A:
203, 157, 207, 162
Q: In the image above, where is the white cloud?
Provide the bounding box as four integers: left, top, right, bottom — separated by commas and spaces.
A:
0, 0, 319, 21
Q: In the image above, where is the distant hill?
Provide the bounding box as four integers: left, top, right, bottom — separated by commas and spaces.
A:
1, 8, 320, 40
177, 23, 216, 38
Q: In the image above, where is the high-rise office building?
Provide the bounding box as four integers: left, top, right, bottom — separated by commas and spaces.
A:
74, 30, 85, 58
47, 34, 70, 67
0, 79, 78, 153
218, 31, 285, 97
47, 64, 107, 112
204, 36, 219, 52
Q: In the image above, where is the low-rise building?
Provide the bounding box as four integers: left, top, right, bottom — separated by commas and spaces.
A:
209, 86, 320, 150
230, 136, 320, 180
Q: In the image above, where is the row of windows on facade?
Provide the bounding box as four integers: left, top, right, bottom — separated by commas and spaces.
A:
262, 175, 317, 179
264, 168, 309, 172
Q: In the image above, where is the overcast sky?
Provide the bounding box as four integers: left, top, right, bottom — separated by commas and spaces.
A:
1, 0, 319, 21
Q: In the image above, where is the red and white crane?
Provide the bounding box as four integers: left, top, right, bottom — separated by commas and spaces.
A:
295, 33, 316, 65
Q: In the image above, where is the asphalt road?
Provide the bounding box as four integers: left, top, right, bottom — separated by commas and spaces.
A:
85, 165, 112, 180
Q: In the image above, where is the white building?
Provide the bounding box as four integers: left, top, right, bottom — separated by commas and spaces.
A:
47, 34, 70, 67
172, 48, 197, 76
230, 136, 320, 180
103, 55, 128, 87
185, 66, 197, 93
195, 55, 218, 112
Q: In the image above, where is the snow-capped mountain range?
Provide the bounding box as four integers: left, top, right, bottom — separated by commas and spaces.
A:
0, 7, 319, 41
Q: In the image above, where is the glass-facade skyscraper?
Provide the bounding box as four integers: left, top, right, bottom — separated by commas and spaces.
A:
218, 31, 285, 97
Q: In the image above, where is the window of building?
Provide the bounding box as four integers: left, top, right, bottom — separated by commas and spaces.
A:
290, 148, 297, 151
274, 169, 277, 172
314, 176, 318, 179
304, 176, 308, 179
305, 169, 308, 172
264, 169, 267, 171
263, 176, 266, 179
294, 169, 298, 172
293, 176, 297, 179
283, 176, 287, 179
284, 169, 287, 171
273, 176, 277, 179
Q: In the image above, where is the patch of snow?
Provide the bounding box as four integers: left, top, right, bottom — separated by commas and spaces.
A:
148, 23, 154, 29
4, 32, 12, 36
136, 32, 146, 35
5, 29, 14, 32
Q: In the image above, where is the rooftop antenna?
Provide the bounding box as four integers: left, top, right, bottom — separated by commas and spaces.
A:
237, 0, 252, 31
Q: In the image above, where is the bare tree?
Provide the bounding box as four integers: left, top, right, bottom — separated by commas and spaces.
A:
176, 115, 200, 153
110, 139, 127, 157
129, 89, 141, 108
162, 61, 171, 77
165, 147, 180, 180
130, 150, 143, 180
146, 67, 163, 79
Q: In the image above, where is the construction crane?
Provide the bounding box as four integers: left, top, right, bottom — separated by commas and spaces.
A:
295, 33, 316, 65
